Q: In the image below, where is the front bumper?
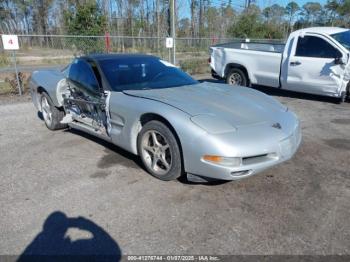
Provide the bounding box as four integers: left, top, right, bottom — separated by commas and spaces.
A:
211, 69, 221, 80
187, 121, 302, 181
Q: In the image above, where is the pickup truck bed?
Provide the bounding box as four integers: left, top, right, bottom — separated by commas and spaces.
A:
210, 41, 285, 87
213, 41, 285, 53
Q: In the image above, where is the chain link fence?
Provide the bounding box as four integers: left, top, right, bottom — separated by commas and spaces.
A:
0, 35, 283, 94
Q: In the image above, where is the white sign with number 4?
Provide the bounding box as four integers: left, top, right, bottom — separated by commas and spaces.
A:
1, 35, 19, 50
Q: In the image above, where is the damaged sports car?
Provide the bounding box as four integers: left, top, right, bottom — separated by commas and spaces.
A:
30, 54, 301, 182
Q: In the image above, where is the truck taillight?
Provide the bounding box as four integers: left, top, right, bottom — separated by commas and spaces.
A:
208, 57, 211, 64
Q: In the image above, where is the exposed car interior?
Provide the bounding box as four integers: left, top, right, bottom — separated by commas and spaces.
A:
58, 59, 109, 138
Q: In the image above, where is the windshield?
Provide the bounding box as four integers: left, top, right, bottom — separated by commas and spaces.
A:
331, 30, 350, 50
99, 56, 198, 91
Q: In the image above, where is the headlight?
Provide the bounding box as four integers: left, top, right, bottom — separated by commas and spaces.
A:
191, 114, 236, 134
202, 155, 242, 167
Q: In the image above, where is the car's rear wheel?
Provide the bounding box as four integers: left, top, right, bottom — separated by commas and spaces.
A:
226, 68, 248, 87
138, 120, 182, 181
40, 93, 67, 130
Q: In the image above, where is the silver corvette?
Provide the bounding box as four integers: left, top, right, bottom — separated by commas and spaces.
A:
29, 54, 301, 182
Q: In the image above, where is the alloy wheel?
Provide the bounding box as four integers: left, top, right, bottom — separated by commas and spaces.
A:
229, 72, 242, 85
41, 96, 52, 126
141, 130, 172, 176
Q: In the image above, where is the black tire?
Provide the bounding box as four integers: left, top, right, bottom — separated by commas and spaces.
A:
137, 120, 183, 181
339, 91, 346, 104
40, 92, 67, 130
338, 88, 350, 103
226, 68, 248, 87
345, 86, 350, 103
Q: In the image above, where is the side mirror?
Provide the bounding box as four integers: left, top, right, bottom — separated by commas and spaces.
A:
334, 56, 346, 65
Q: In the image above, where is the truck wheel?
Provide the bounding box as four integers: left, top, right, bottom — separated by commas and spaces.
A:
339, 85, 349, 103
346, 86, 350, 103
40, 92, 67, 130
339, 91, 347, 103
138, 120, 183, 181
226, 68, 248, 87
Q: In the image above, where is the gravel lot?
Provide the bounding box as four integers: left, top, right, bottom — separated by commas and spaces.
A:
0, 80, 350, 257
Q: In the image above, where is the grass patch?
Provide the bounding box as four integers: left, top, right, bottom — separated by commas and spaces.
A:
42, 57, 72, 65
0, 72, 30, 95
0, 53, 10, 67
0, 81, 14, 95
179, 58, 210, 75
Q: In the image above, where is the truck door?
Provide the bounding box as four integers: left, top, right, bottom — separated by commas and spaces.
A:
282, 34, 347, 97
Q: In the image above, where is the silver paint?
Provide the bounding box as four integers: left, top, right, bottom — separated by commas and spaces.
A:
30, 70, 301, 181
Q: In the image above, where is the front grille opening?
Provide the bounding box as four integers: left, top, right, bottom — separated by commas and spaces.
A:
242, 153, 276, 165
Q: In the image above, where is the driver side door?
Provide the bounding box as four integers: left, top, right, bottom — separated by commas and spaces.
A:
66, 59, 108, 133
283, 34, 346, 97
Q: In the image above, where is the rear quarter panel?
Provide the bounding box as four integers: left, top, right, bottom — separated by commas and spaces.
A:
30, 70, 65, 109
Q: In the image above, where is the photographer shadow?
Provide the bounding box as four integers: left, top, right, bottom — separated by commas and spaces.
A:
18, 211, 121, 261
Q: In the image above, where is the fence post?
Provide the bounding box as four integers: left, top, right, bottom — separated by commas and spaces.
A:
13, 51, 22, 95
105, 32, 111, 53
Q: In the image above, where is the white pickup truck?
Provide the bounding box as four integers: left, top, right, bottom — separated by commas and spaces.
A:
210, 27, 350, 102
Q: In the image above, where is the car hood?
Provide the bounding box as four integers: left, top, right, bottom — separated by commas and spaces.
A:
123, 82, 287, 129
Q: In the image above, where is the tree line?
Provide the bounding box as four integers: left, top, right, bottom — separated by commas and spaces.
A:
1, 0, 350, 39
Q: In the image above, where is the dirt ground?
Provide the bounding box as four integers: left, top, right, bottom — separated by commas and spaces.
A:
0, 78, 350, 257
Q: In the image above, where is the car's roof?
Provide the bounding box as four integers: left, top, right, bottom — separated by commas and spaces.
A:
293, 27, 348, 36
80, 53, 158, 61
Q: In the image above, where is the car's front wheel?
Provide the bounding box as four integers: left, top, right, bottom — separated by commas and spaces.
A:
40, 92, 67, 130
137, 120, 183, 181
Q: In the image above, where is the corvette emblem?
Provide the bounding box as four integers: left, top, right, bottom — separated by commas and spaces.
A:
272, 123, 282, 129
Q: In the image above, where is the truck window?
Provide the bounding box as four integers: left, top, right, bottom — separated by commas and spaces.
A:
295, 36, 341, 59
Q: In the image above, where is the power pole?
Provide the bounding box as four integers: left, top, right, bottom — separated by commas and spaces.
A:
170, 0, 176, 65
245, 0, 252, 8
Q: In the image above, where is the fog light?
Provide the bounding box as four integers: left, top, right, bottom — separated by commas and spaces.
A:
202, 155, 242, 167
231, 170, 251, 177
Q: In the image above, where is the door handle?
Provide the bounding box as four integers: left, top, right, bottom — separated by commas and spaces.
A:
290, 61, 301, 66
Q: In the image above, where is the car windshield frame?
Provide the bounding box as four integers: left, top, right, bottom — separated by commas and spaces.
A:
331, 30, 350, 51
98, 56, 198, 92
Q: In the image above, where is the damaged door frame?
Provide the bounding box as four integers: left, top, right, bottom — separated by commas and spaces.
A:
60, 58, 112, 141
